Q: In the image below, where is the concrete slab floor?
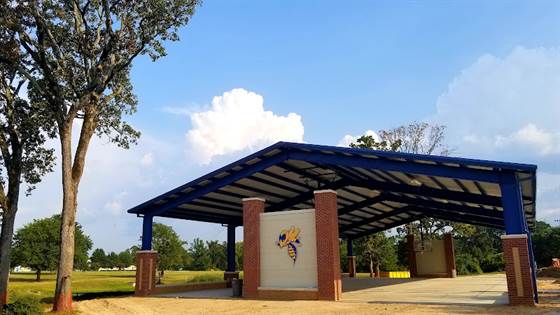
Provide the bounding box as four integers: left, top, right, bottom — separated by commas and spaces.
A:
342, 274, 509, 305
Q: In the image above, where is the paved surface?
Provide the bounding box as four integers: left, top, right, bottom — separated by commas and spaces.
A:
156, 274, 508, 305
157, 288, 234, 298
342, 274, 508, 305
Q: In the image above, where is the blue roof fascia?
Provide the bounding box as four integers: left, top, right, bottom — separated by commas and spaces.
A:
283, 142, 537, 173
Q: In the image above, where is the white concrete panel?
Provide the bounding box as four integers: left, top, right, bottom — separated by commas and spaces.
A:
260, 209, 318, 289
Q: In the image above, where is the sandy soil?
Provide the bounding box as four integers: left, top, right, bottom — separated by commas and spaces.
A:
75, 279, 560, 315
75, 296, 560, 315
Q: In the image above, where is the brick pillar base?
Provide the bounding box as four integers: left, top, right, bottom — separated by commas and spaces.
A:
406, 234, 417, 277
135, 251, 157, 296
314, 190, 342, 301
224, 271, 240, 288
348, 256, 356, 278
242, 197, 265, 298
501, 234, 535, 306
443, 234, 457, 278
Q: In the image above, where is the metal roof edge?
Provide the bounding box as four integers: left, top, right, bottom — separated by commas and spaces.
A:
280, 142, 537, 173
126, 141, 291, 214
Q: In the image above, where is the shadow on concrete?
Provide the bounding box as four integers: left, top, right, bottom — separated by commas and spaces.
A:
341, 276, 427, 293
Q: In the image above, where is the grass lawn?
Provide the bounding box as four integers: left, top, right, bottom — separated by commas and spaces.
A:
8, 270, 225, 303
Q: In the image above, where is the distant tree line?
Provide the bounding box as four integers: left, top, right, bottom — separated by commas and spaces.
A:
9, 215, 559, 282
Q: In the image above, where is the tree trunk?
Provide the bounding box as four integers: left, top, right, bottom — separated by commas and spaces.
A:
375, 262, 380, 279
0, 173, 21, 307
0, 210, 16, 306
36, 270, 41, 282
53, 129, 77, 312
369, 257, 374, 278
53, 117, 96, 312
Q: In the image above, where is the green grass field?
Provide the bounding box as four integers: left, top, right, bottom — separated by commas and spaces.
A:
8, 270, 225, 303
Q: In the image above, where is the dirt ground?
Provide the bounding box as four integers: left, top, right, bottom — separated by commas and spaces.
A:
75, 297, 560, 315
75, 278, 560, 315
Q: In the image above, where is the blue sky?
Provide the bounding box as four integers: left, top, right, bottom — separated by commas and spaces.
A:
16, 1, 560, 252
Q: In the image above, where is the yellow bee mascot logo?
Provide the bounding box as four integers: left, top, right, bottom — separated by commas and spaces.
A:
276, 226, 301, 264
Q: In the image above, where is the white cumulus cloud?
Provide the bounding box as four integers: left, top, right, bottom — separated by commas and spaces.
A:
140, 152, 154, 166
186, 88, 304, 164
433, 46, 560, 224
495, 124, 560, 156
434, 46, 560, 160
338, 130, 380, 147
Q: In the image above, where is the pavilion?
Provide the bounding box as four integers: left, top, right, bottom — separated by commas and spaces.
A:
127, 141, 538, 305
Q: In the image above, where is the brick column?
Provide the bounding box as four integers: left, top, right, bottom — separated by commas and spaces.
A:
348, 256, 357, 278
135, 251, 157, 296
406, 234, 417, 277
443, 233, 457, 278
314, 190, 342, 301
501, 234, 535, 305
242, 197, 265, 298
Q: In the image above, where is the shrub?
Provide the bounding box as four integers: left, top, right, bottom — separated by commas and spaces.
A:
3, 295, 42, 315
456, 254, 483, 275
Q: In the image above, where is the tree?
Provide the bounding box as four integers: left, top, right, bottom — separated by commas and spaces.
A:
532, 221, 560, 268
235, 242, 243, 271
206, 240, 226, 270
90, 248, 107, 270
352, 122, 464, 239
11, 215, 92, 281
152, 223, 185, 279
0, 1, 200, 311
355, 232, 397, 277
116, 250, 133, 270
453, 225, 503, 274
189, 238, 210, 271
106, 252, 118, 269
0, 28, 55, 306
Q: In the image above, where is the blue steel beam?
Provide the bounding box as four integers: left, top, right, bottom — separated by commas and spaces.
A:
381, 194, 504, 220
500, 172, 526, 234
417, 208, 504, 229
227, 225, 236, 272
346, 215, 421, 239
340, 206, 414, 232
163, 210, 242, 225
141, 215, 153, 250
338, 194, 386, 216
287, 150, 503, 183
144, 152, 288, 217
342, 177, 504, 206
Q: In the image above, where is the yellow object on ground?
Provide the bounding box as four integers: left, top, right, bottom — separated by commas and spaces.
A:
378, 271, 410, 278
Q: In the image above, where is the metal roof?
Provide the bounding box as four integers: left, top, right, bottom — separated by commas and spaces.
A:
127, 142, 537, 239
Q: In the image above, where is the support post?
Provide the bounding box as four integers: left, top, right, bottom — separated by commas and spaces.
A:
443, 233, 457, 278
406, 234, 417, 277
141, 215, 153, 251
242, 197, 265, 298
314, 190, 342, 301
224, 224, 239, 287
347, 239, 356, 278
500, 172, 536, 305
